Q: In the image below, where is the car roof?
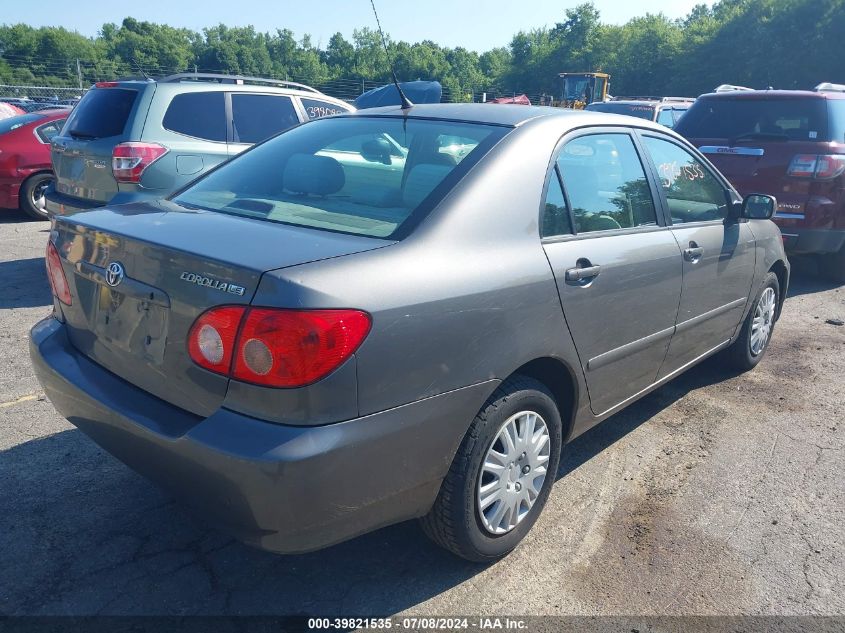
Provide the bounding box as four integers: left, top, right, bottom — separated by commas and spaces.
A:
346, 103, 649, 128
93, 79, 351, 109
698, 89, 845, 101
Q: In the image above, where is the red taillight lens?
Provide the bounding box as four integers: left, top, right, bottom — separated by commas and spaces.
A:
94, 82, 119, 88
112, 142, 168, 184
814, 155, 845, 180
187, 307, 371, 388
187, 306, 246, 375
788, 154, 845, 180
45, 241, 72, 305
233, 309, 371, 387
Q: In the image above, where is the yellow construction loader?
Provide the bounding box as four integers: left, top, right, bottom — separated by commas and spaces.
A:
558, 72, 610, 109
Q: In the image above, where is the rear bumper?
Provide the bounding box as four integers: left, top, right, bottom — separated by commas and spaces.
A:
778, 227, 845, 255
45, 188, 105, 216
30, 316, 491, 554
45, 187, 171, 216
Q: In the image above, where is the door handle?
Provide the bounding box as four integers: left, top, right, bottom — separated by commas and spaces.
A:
683, 242, 704, 262
565, 264, 602, 283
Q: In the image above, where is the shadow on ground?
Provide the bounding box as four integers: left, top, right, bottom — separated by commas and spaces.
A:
0, 209, 45, 224
0, 257, 52, 309
786, 256, 843, 298
0, 351, 742, 616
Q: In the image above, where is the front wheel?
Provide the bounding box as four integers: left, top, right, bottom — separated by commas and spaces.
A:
420, 376, 563, 562
726, 272, 780, 371
20, 172, 53, 220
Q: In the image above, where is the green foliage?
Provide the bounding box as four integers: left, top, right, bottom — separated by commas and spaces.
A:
1, 0, 844, 100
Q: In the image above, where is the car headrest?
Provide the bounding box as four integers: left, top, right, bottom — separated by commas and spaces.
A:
403, 163, 452, 208
283, 153, 345, 196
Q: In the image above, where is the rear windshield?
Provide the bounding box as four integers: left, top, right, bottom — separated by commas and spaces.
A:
0, 113, 44, 135
676, 97, 830, 141
173, 116, 507, 239
585, 102, 656, 120
64, 88, 138, 139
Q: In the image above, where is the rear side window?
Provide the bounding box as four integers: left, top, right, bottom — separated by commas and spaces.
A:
676, 97, 829, 141
35, 119, 65, 143
641, 136, 729, 223
232, 94, 299, 144
163, 92, 226, 142
64, 88, 138, 139
301, 98, 348, 120
557, 134, 657, 233
541, 169, 573, 238
656, 108, 675, 127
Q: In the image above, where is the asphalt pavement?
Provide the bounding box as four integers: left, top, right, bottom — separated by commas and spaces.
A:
0, 211, 842, 616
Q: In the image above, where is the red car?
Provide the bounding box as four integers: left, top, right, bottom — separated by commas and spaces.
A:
676, 87, 845, 282
0, 109, 70, 219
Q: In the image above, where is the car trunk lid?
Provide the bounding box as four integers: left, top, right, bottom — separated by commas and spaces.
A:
52, 200, 390, 416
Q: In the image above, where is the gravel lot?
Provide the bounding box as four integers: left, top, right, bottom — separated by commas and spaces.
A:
1, 211, 843, 617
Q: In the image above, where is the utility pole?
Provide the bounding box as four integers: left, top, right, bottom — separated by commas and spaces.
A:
76, 59, 83, 91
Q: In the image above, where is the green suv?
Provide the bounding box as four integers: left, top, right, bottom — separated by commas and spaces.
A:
45, 73, 353, 216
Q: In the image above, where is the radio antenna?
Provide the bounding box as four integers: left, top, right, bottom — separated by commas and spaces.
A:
369, 0, 413, 110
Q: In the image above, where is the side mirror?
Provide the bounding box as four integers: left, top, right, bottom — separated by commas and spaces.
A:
741, 193, 777, 220
361, 138, 392, 165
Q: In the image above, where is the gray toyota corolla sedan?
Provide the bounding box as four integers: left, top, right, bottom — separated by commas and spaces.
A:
31, 104, 789, 562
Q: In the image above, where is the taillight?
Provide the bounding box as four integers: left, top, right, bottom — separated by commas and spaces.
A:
94, 82, 119, 88
187, 307, 371, 388
788, 154, 845, 180
187, 306, 246, 375
45, 241, 72, 305
112, 142, 168, 184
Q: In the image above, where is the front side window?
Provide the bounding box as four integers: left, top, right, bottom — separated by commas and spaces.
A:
173, 116, 506, 239
641, 136, 729, 224
557, 133, 657, 233
231, 94, 299, 144
163, 92, 226, 142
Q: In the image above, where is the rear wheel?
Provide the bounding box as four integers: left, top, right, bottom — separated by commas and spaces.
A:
20, 172, 53, 220
420, 376, 562, 562
820, 246, 845, 283
726, 272, 780, 371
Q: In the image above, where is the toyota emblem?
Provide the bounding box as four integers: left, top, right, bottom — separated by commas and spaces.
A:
105, 262, 125, 287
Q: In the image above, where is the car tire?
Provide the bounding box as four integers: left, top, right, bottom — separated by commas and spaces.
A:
20, 172, 53, 220
821, 246, 845, 284
726, 272, 780, 372
420, 376, 563, 562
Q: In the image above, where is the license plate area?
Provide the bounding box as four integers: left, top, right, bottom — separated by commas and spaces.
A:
94, 284, 169, 365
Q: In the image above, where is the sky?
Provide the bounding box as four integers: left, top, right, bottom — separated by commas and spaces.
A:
1, 0, 714, 52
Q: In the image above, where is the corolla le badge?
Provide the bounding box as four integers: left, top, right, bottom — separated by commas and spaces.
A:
180, 271, 246, 296
105, 262, 125, 287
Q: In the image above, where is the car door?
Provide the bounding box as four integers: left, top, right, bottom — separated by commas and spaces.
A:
227, 93, 301, 156
638, 133, 756, 378
542, 130, 684, 416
